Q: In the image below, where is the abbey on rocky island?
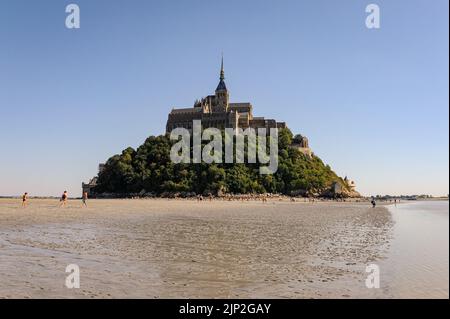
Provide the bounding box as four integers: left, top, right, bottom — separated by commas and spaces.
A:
166, 58, 287, 133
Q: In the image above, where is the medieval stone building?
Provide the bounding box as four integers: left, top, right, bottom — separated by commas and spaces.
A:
166, 58, 286, 133
82, 59, 319, 196
291, 134, 312, 157
81, 164, 105, 196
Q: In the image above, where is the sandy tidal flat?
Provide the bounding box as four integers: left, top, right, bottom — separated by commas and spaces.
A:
0, 198, 392, 298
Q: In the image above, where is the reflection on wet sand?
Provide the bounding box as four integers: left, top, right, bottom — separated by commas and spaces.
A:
1, 198, 393, 298
381, 201, 449, 298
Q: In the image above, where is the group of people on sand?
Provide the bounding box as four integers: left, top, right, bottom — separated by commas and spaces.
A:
196, 194, 270, 203
21, 191, 89, 208
20, 191, 381, 209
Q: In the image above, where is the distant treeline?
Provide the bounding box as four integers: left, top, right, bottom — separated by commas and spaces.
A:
93, 128, 349, 197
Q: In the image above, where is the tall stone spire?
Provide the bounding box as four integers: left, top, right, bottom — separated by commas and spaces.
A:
216, 54, 227, 92
220, 54, 225, 81
214, 54, 229, 112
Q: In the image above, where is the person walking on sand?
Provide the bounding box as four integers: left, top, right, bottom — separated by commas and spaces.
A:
81, 191, 88, 208
22, 192, 28, 208
60, 191, 68, 207
371, 198, 376, 208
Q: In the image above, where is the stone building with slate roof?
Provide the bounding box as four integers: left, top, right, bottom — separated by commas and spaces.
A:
166, 58, 286, 133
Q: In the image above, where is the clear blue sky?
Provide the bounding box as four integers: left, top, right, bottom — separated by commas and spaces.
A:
0, 0, 448, 197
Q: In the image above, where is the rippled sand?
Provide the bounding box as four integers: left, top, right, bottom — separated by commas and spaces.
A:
0, 198, 393, 299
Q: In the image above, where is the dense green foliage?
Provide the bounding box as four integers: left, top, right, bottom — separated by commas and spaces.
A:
94, 129, 346, 196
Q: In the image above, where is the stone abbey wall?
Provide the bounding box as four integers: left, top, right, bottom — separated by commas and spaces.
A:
166, 61, 286, 133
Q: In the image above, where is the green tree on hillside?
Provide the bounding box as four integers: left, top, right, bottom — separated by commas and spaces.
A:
94, 128, 346, 197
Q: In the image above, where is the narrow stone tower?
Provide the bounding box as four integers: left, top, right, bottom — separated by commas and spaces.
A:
213, 56, 229, 113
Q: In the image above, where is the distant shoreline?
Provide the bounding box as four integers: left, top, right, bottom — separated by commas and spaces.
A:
0, 195, 447, 202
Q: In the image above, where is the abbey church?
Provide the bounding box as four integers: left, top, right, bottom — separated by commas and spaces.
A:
166, 59, 287, 133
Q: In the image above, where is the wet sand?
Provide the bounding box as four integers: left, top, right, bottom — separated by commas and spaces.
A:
381, 201, 449, 298
0, 198, 392, 299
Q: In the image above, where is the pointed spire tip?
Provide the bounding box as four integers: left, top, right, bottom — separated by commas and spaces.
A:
220, 54, 225, 81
